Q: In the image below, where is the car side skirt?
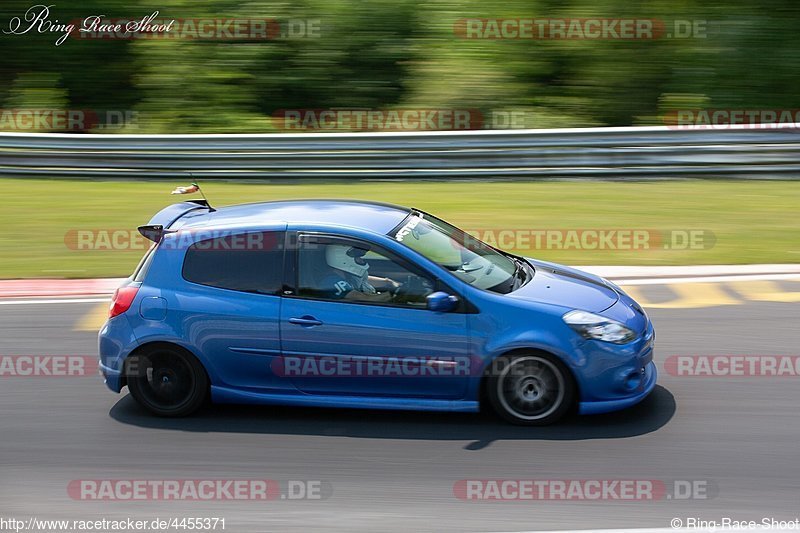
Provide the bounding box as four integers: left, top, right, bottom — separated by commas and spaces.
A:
210, 386, 480, 412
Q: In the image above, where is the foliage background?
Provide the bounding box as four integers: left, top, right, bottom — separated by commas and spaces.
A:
2, 0, 797, 132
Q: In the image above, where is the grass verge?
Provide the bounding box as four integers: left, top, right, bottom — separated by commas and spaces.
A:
2, 178, 798, 278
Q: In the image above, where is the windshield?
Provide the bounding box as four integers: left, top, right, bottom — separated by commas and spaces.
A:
391, 212, 525, 294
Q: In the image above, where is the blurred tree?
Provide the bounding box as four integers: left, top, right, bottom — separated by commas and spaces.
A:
1, 0, 799, 132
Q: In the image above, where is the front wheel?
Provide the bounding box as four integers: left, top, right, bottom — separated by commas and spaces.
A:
487, 353, 575, 426
126, 345, 208, 417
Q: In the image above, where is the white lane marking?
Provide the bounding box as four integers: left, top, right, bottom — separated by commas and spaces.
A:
0, 298, 110, 305
582, 263, 800, 278
615, 273, 800, 286
492, 528, 790, 533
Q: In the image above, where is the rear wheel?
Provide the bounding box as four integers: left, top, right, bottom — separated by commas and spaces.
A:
126, 345, 208, 417
487, 353, 575, 426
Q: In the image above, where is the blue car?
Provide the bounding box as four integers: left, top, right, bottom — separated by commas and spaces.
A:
99, 199, 656, 425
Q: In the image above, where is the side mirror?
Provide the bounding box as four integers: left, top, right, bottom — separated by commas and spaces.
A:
426, 291, 459, 312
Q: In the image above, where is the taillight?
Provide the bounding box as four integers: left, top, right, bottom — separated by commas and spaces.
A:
109, 286, 139, 318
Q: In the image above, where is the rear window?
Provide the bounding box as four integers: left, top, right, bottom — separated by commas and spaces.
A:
132, 244, 157, 282
182, 231, 285, 295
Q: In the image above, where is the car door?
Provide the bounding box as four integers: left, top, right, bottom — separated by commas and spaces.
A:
172, 228, 291, 392
278, 233, 471, 399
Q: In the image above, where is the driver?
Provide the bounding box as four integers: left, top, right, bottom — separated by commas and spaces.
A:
322, 245, 400, 302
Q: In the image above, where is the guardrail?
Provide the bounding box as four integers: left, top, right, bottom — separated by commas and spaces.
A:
1, 125, 799, 179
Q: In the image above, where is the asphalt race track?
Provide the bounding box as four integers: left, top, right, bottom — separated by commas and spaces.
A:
1, 294, 798, 532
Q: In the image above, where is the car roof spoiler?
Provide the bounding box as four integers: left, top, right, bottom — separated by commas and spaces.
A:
137, 200, 212, 242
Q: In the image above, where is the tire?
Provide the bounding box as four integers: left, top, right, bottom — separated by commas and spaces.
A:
487, 352, 575, 426
126, 345, 208, 417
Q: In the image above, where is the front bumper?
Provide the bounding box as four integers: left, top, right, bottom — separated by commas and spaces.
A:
578, 360, 657, 415
572, 309, 656, 415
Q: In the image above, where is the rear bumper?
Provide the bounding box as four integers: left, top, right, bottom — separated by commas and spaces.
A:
100, 361, 124, 393
98, 314, 138, 393
578, 361, 657, 415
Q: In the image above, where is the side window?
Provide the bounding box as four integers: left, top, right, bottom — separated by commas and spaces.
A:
182, 231, 284, 295
296, 236, 435, 307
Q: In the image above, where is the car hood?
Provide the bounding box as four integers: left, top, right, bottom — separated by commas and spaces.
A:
506, 258, 620, 313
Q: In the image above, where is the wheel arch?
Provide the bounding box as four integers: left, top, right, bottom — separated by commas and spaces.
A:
478, 347, 580, 411
121, 341, 211, 391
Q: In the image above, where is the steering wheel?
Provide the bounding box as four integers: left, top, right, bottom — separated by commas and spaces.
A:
393, 275, 430, 303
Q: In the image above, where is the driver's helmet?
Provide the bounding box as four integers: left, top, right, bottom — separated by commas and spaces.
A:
325, 245, 369, 277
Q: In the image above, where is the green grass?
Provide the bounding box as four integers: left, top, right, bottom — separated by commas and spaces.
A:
2, 178, 799, 279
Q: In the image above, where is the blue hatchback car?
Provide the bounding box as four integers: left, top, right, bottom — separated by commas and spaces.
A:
99, 199, 656, 425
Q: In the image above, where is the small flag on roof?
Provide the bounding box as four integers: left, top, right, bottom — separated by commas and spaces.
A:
169, 179, 216, 211
171, 183, 200, 195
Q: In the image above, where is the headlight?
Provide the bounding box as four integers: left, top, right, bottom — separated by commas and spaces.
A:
562, 310, 636, 344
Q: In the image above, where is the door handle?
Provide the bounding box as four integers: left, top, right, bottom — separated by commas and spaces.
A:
289, 316, 323, 327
